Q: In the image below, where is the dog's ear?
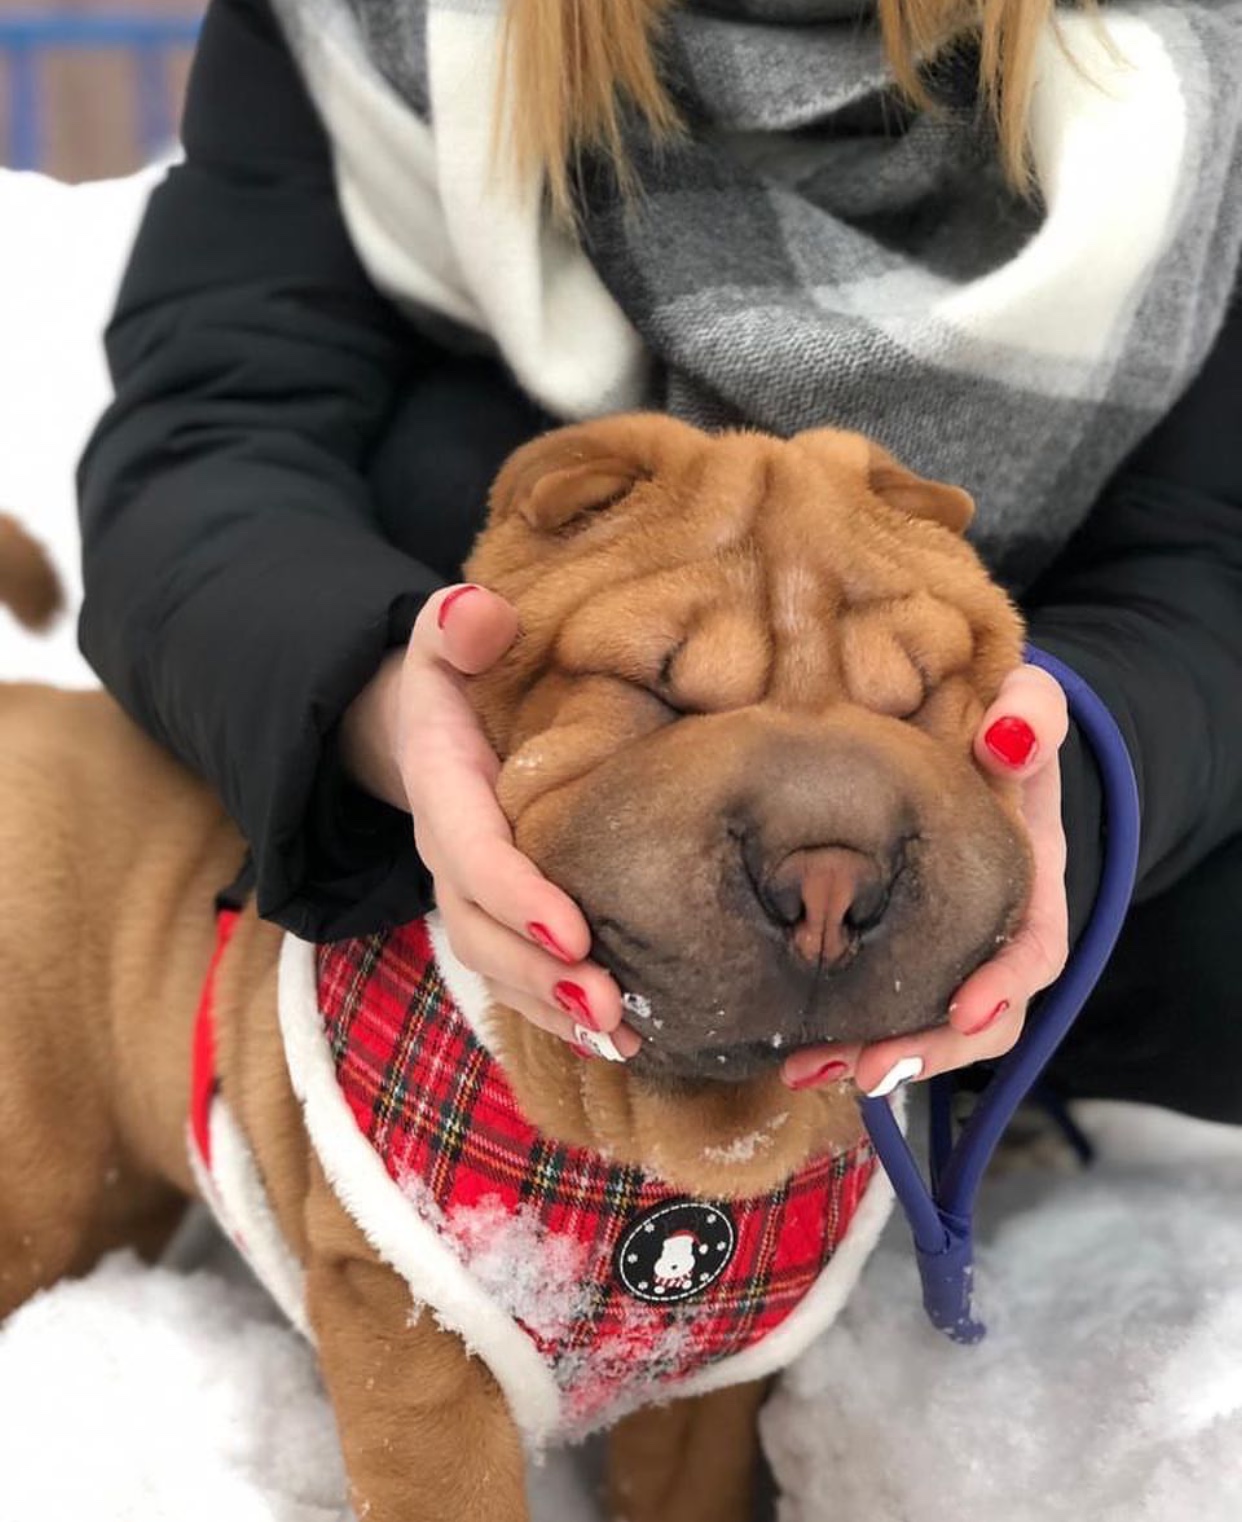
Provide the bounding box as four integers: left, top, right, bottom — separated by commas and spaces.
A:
867, 443, 975, 535
488, 424, 649, 535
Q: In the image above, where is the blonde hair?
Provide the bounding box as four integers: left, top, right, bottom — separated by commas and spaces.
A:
499, 0, 1089, 215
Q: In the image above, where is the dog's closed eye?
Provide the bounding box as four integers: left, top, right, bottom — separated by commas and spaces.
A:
657, 639, 686, 691
649, 612, 771, 715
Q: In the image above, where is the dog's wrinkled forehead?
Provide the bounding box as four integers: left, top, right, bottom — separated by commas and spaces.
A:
465, 415, 1022, 752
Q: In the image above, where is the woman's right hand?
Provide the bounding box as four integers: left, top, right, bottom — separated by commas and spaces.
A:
341, 584, 637, 1060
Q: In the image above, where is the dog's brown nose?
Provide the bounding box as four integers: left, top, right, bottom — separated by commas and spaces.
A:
760, 846, 890, 968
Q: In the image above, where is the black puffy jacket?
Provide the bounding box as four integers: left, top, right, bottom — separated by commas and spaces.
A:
78, 0, 1242, 944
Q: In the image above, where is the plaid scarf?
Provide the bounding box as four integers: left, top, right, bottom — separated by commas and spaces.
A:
314, 918, 879, 1438
269, 0, 1242, 586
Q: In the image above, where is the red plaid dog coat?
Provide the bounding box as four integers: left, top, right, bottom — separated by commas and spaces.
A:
191, 915, 895, 1446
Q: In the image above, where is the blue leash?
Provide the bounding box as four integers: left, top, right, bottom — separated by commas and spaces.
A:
858, 647, 1141, 1343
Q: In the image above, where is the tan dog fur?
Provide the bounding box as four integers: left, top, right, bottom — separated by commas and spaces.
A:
0, 515, 60, 632
0, 424, 1028, 1522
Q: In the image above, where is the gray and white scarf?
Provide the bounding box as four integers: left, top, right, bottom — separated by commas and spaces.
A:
270, 0, 1242, 583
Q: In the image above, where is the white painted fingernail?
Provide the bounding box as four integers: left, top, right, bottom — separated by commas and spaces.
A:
573, 1026, 626, 1063
865, 1056, 924, 1098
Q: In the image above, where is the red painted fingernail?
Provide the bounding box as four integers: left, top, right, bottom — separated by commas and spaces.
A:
436, 584, 480, 630
569, 1042, 595, 1061
787, 1059, 851, 1092
528, 922, 575, 964
964, 999, 1010, 1037
553, 981, 597, 1031
984, 716, 1037, 769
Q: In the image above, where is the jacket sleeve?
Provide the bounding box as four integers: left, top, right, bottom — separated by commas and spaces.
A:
1024, 280, 1242, 940
77, 0, 536, 940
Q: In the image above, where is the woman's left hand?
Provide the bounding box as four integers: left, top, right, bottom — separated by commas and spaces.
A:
781, 663, 1070, 1096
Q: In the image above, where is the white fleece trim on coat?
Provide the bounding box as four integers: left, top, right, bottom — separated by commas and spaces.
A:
674, 1131, 896, 1398
186, 1111, 310, 1338
426, 910, 501, 1055
277, 933, 565, 1447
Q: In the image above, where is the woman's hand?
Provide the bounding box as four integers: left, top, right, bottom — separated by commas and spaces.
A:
781, 664, 1071, 1095
347, 613, 1068, 1082
341, 584, 638, 1060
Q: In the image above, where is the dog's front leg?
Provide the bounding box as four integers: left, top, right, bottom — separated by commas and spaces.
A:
606, 1379, 770, 1522
304, 1163, 528, 1522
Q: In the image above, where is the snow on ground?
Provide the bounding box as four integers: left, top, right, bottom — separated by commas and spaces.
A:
1, 1104, 1240, 1522
0, 165, 162, 688
765, 1102, 1242, 1522
2, 169, 1241, 1521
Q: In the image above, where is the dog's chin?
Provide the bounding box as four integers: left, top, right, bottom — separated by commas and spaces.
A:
625, 1040, 790, 1091
623, 1005, 946, 1092
599, 900, 1020, 1092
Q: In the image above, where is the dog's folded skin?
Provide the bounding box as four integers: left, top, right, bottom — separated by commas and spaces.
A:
0, 420, 1032, 1522
469, 418, 1030, 1087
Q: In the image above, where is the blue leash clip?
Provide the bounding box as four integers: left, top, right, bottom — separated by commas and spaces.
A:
859, 646, 1142, 1343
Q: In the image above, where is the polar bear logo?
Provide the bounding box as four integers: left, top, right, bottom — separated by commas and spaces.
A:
653, 1230, 700, 1293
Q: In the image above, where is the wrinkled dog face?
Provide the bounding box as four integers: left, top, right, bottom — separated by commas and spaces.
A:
465, 416, 1032, 1086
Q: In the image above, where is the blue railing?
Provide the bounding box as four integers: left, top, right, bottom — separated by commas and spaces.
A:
0, 13, 202, 171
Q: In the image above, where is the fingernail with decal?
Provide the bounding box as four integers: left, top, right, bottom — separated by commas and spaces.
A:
554, 981, 598, 1031
437, 584, 480, 630
965, 999, 1009, 1037
984, 716, 1037, 769
865, 1056, 924, 1099
787, 1059, 851, 1092
528, 922, 575, 964
572, 1025, 626, 1063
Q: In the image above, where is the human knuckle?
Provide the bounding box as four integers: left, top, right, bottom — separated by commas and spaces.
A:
440, 914, 481, 972
1031, 925, 1069, 982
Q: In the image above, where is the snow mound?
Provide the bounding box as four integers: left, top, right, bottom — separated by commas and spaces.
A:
0, 1254, 346, 1522
764, 1101, 1242, 1522
0, 1247, 600, 1522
